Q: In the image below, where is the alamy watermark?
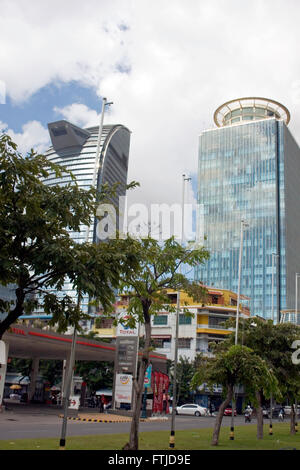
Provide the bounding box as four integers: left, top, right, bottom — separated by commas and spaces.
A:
291, 340, 300, 365
95, 196, 205, 243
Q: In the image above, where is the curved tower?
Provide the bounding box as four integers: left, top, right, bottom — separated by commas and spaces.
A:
41, 120, 131, 326
196, 97, 300, 322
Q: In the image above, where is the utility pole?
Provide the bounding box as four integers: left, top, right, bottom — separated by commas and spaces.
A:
231, 219, 248, 440
169, 174, 191, 449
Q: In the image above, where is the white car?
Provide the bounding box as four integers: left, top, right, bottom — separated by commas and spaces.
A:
176, 403, 207, 417
284, 405, 300, 416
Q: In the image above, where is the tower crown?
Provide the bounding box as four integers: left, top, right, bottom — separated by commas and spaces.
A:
214, 97, 290, 127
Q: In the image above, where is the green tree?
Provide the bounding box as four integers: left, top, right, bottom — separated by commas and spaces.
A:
0, 134, 138, 337
191, 344, 279, 446
38, 360, 63, 387
168, 356, 199, 405
74, 361, 113, 393
7, 358, 32, 382
228, 317, 300, 436
116, 236, 209, 450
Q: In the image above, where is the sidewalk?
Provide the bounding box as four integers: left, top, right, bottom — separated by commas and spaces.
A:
2, 402, 170, 422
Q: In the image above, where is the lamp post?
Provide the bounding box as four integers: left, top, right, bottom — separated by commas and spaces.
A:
59, 97, 112, 450
234, 219, 248, 345
271, 254, 279, 324
169, 174, 191, 449
295, 273, 300, 325
85, 97, 113, 243
231, 219, 248, 440
295, 272, 300, 430
269, 253, 279, 435
59, 309, 78, 449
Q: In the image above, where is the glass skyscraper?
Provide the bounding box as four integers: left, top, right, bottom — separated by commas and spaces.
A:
39, 119, 131, 326
195, 97, 300, 321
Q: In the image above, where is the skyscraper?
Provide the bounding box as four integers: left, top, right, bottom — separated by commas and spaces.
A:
196, 97, 300, 321
41, 119, 131, 326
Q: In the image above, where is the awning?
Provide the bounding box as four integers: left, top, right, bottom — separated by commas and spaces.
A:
151, 335, 171, 339
95, 389, 112, 396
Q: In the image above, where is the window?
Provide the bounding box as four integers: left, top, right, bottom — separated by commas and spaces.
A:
51, 127, 67, 137
178, 338, 191, 349
210, 295, 219, 304
208, 317, 227, 329
153, 315, 168, 325
152, 338, 171, 349
179, 314, 192, 325
167, 293, 178, 303
95, 317, 114, 329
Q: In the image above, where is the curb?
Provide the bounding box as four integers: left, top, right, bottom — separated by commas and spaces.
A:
58, 415, 168, 423
59, 415, 131, 423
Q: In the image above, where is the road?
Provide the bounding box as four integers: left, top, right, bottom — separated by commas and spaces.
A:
0, 404, 251, 441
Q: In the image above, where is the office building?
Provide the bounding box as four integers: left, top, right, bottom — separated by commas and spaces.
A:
40, 119, 131, 327
195, 97, 300, 320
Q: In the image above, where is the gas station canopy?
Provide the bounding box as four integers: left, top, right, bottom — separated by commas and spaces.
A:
3, 324, 167, 371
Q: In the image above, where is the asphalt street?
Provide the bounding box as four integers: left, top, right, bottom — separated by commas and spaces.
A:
0, 404, 253, 441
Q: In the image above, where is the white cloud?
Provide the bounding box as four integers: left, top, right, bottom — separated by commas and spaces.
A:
1, 0, 300, 205
53, 103, 100, 128
1, 120, 50, 155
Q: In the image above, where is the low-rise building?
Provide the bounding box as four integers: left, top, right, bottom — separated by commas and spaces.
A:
92, 286, 250, 362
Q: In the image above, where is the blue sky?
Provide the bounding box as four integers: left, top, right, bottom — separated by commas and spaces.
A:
0, 81, 101, 133
1, 0, 300, 209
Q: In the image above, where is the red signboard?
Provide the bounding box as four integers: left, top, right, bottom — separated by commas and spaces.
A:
152, 371, 169, 414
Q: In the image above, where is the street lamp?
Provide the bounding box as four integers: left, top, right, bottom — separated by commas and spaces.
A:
295, 272, 300, 430
231, 219, 248, 441
295, 273, 300, 325
59, 97, 112, 450
271, 254, 279, 324
85, 97, 113, 243
269, 253, 279, 435
169, 174, 191, 449
234, 219, 249, 344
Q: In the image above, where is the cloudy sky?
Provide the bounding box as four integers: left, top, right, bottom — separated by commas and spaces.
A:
1, 0, 300, 210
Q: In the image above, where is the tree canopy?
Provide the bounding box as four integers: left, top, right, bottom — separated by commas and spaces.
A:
191, 343, 279, 445
115, 235, 209, 450
0, 134, 139, 338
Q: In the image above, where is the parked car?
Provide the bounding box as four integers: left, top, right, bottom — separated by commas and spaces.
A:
176, 403, 207, 416
224, 407, 237, 416
284, 405, 300, 416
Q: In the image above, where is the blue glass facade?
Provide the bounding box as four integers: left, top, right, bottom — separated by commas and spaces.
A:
196, 118, 300, 319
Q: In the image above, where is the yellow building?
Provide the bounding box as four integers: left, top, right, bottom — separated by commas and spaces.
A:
149, 286, 250, 361
92, 286, 250, 362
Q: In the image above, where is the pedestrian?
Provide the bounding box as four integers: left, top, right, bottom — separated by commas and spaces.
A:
162, 390, 167, 415
244, 405, 252, 423
99, 394, 105, 413
278, 406, 285, 421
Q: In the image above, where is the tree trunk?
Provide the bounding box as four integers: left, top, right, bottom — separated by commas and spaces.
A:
290, 404, 296, 435
255, 390, 264, 440
127, 311, 152, 450
211, 385, 233, 446
0, 287, 25, 340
